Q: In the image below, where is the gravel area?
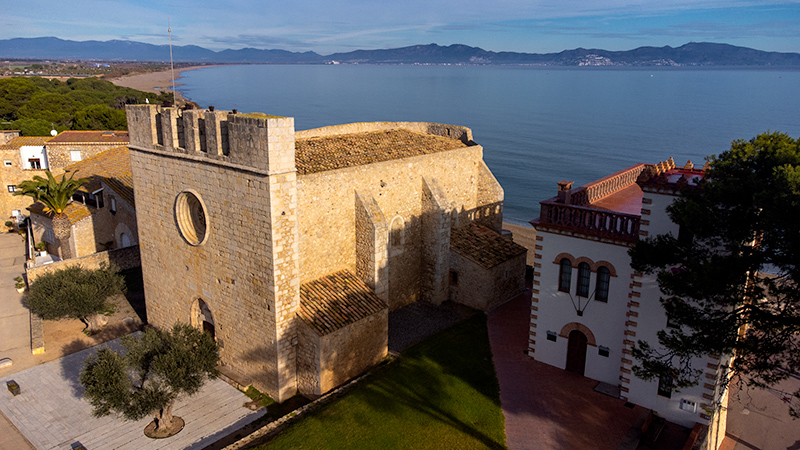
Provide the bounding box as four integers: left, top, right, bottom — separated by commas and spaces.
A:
388, 301, 477, 353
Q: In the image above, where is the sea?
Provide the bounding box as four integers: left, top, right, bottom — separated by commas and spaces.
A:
176, 65, 800, 225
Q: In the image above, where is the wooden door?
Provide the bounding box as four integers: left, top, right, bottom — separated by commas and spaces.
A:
566, 330, 587, 375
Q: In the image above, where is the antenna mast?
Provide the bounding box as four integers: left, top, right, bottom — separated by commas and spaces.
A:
168, 18, 176, 106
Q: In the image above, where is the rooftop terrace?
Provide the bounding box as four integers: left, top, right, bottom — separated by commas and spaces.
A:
532, 158, 704, 245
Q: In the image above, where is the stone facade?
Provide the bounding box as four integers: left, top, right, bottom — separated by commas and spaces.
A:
0, 137, 50, 220
125, 104, 524, 402
44, 131, 130, 168
27, 147, 137, 261
0, 131, 131, 222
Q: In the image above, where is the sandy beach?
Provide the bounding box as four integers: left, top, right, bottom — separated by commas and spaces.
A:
503, 222, 537, 266
108, 65, 219, 101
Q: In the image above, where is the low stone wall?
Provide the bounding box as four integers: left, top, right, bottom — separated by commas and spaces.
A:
296, 121, 473, 144
27, 245, 141, 282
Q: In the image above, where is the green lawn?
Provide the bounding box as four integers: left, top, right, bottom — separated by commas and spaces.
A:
257, 314, 506, 449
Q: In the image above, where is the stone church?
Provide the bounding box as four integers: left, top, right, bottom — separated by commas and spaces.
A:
126, 105, 526, 402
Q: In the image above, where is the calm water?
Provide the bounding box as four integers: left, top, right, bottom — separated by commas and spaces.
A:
178, 65, 800, 224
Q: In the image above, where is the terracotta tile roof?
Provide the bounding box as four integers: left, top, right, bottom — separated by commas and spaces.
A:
47, 130, 129, 144
298, 270, 387, 336
62, 146, 135, 207
0, 136, 50, 150
450, 223, 528, 269
294, 129, 467, 175
28, 146, 134, 224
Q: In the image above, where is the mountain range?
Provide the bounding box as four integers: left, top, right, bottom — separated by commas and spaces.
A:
2, 37, 799, 66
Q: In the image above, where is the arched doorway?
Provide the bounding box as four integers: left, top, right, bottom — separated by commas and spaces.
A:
566, 330, 588, 375
120, 233, 131, 248
191, 299, 216, 340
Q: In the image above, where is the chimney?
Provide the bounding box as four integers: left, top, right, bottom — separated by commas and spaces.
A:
557, 181, 574, 205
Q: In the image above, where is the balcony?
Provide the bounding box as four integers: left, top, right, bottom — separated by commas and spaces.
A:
535, 201, 640, 243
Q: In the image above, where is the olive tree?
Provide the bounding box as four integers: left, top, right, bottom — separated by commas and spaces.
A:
80, 323, 220, 437
26, 263, 125, 333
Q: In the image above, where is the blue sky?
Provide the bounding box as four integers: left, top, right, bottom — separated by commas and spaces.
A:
3, 0, 799, 54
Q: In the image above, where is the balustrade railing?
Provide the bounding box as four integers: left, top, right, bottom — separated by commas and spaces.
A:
538, 201, 640, 241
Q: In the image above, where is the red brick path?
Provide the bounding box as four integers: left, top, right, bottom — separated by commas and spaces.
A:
488, 289, 646, 450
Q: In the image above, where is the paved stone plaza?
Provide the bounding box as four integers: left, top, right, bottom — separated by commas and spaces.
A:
0, 338, 264, 450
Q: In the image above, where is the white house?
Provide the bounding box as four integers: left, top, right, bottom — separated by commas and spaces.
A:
528, 158, 727, 428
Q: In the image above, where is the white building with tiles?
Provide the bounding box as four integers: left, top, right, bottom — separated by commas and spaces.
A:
528, 158, 727, 428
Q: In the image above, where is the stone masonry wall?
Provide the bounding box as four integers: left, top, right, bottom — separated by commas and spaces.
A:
27, 245, 141, 282
297, 145, 487, 310
449, 252, 490, 310
448, 251, 526, 312
46, 143, 123, 169
126, 104, 299, 402
420, 177, 451, 305
354, 191, 389, 301
488, 253, 527, 310
476, 160, 504, 232
319, 309, 388, 395
0, 149, 47, 218
295, 317, 322, 397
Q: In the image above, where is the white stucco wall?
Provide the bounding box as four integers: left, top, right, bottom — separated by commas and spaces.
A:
19, 145, 49, 169
533, 230, 633, 386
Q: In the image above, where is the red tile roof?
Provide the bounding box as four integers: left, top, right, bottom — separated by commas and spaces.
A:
47, 131, 129, 144
298, 270, 387, 336
450, 223, 528, 269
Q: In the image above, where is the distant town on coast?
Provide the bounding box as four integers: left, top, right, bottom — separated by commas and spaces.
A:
2, 37, 800, 67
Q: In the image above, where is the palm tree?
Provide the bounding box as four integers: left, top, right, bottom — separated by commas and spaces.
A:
14, 170, 87, 260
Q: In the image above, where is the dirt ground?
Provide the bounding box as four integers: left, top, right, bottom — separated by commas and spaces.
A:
42, 294, 144, 360
7, 269, 146, 374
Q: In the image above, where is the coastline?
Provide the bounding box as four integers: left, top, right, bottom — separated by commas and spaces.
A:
108, 65, 221, 102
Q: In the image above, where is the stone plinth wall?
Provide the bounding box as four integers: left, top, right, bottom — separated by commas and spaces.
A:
319, 309, 388, 395
296, 308, 388, 398
26, 244, 141, 282
298, 145, 491, 310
